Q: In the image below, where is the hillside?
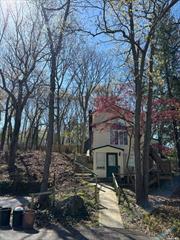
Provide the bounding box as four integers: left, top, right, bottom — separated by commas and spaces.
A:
0, 151, 76, 194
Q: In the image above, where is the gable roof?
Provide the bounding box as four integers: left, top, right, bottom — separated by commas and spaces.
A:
91, 105, 134, 127
91, 145, 124, 151
92, 105, 134, 115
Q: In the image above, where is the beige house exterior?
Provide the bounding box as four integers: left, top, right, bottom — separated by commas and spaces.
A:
91, 107, 135, 178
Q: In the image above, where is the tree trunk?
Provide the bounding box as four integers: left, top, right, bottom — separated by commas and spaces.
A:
34, 125, 39, 150
25, 108, 38, 150
142, 44, 154, 205
173, 120, 180, 168
39, 0, 71, 203
29, 113, 41, 150
7, 118, 12, 150
0, 97, 10, 151
30, 125, 39, 150
134, 89, 143, 205
39, 126, 47, 149
8, 107, 22, 173
128, 2, 145, 205
56, 87, 61, 152
40, 55, 56, 199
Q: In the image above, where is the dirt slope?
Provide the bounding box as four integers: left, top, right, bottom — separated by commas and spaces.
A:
0, 151, 75, 188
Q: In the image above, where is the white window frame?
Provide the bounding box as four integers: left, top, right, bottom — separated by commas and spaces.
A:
110, 130, 128, 145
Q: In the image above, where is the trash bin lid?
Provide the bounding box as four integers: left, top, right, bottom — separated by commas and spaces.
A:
14, 206, 24, 211
1, 207, 11, 210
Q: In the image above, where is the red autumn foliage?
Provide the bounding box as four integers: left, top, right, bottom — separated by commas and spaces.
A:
152, 143, 174, 156
152, 98, 180, 124
94, 96, 134, 125
94, 95, 180, 126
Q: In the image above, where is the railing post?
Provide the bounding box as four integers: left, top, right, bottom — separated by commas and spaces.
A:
31, 194, 35, 208
95, 176, 98, 210
52, 186, 55, 207
118, 187, 120, 205
95, 177, 97, 202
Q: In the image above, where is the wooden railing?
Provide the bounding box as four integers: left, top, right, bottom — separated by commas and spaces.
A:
74, 160, 99, 205
74, 161, 97, 177
112, 173, 130, 207
30, 188, 55, 208
112, 173, 120, 204
28, 160, 99, 210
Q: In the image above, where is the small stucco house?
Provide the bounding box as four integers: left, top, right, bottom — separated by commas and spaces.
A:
89, 105, 135, 178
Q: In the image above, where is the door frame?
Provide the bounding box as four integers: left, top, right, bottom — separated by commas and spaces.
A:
106, 152, 118, 178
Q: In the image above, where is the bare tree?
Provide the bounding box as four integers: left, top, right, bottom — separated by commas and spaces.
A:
0, 2, 9, 147
39, 0, 72, 198
54, 40, 76, 152
23, 87, 47, 150
0, 5, 45, 173
0, 1, 8, 44
72, 46, 110, 153
0, 95, 12, 151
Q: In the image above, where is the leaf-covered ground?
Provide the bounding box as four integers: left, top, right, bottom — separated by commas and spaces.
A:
0, 151, 76, 189
119, 178, 180, 239
0, 151, 98, 226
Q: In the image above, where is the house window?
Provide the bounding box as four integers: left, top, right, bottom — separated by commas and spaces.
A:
119, 132, 124, 145
96, 152, 106, 169
110, 130, 128, 145
114, 131, 118, 144
119, 131, 128, 145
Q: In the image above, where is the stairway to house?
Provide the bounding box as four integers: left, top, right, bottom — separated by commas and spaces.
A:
74, 160, 97, 183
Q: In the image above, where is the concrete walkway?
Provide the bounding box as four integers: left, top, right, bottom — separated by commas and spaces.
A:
0, 224, 150, 240
98, 183, 123, 228
0, 194, 150, 240
0, 196, 31, 209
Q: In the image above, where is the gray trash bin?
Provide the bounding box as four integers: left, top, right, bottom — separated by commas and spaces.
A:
12, 206, 24, 229
0, 207, 11, 227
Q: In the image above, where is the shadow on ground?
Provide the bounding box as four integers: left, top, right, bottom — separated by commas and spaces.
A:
0, 223, 149, 240
45, 223, 149, 240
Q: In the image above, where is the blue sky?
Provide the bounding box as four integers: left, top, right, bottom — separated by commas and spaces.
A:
0, 0, 179, 127
78, 1, 180, 74
78, 1, 180, 55
172, 1, 180, 18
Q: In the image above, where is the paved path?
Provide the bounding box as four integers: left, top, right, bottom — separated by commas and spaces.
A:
0, 225, 150, 240
98, 183, 123, 228
0, 196, 31, 209
0, 190, 149, 239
